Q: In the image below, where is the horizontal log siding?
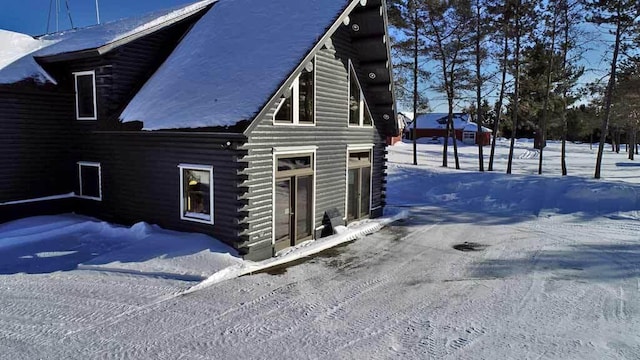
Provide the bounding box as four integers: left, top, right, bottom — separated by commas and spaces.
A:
43, 16, 199, 129
0, 88, 74, 204
75, 132, 246, 247
242, 26, 387, 258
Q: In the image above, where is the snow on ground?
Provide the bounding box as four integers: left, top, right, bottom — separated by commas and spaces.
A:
0, 140, 639, 359
0, 214, 241, 279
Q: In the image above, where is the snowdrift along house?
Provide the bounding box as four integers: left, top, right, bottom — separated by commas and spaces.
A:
407, 113, 491, 146
0, 0, 397, 260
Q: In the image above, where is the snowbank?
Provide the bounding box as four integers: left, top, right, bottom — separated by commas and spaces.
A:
0, 210, 407, 283
387, 140, 640, 220
0, 214, 241, 278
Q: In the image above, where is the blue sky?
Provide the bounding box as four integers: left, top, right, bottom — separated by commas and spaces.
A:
2, 0, 196, 36
1, 0, 611, 113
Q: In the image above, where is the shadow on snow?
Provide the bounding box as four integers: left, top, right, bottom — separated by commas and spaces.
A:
386, 166, 640, 226
0, 214, 237, 276
470, 243, 640, 282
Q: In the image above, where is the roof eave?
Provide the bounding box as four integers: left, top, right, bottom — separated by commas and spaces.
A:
36, 2, 214, 63
97, 3, 214, 55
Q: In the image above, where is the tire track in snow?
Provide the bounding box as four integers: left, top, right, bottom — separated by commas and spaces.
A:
160, 222, 443, 358
0, 273, 187, 359
51, 219, 451, 359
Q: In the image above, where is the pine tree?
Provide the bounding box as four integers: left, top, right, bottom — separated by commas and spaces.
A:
550, 0, 587, 175
487, 0, 512, 172
582, 0, 640, 179
423, 0, 474, 169
472, 0, 492, 172
388, 0, 430, 165
506, 0, 538, 175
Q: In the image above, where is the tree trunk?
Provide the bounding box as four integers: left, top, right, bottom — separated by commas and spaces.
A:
560, 1, 569, 176
595, 13, 623, 179
539, 6, 558, 175
443, 111, 450, 167
447, 99, 460, 170
507, 0, 521, 175
611, 131, 615, 152
629, 130, 634, 160
475, 0, 484, 172
489, 19, 509, 172
412, 3, 419, 166
450, 100, 460, 170
626, 131, 630, 156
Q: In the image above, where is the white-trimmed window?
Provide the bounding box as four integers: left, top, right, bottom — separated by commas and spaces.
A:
274, 58, 315, 125
74, 70, 97, 120
77, 161, 102, 201
348, 60, 373, 127
179, 164, 214, 224
463, 132, 476, 143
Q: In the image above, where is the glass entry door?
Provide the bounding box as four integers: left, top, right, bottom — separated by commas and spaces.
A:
274, 154, 314, 253
347, 149, 372, 222
274, 178, 292, 247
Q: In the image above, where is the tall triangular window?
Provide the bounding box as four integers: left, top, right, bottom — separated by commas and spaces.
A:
274, 59, 315, 125
348, 61, 373, 127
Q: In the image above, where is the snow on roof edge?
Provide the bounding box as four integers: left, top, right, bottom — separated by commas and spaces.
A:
0, 0, 214, 85
121, 0, 353, 131
107, 0, 217, 51
34, 0, 216, 58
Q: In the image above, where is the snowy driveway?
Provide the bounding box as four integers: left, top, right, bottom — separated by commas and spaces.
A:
1, 210, 639, 359
1, 140, 639, 359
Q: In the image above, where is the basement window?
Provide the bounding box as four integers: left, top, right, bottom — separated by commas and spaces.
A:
77, 162, 102, 201
274, 58, 315, 125
179, 164, 214, 224
74, 71, 97, 120
348, 61, 373, 127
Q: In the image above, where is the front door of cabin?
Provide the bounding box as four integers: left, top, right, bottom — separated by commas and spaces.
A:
274, 154, 314, 253
347, 149, 372, 222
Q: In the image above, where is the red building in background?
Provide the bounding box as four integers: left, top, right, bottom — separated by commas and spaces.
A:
405, 113, 492, 146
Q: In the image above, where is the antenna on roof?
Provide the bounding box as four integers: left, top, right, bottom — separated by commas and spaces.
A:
46, 0, 53, 33
95, 0, 101, 24
65, 0, 74, 28
56, 0, 59, 32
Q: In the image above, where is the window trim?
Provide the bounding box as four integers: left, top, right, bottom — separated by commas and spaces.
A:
77, 161, 102, 201
178, 163, 214, 225
347, 60, 374, 128
273, 56, 316, 126
463, 131, 476, 143
271, 146, 317, 247
73, 70, 98, 121
345, 144, 374, 222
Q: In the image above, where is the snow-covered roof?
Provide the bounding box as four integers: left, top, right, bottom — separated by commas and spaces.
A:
36, 0, 215, 58
463, 122, 492, 133
0, 0, 214, 84
120, 0, 351, 130
414, 113, 470, 130
0, 30, 56, 84
412, 113, 492, 132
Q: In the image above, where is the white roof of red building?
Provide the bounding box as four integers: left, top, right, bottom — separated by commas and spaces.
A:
413, 113, 491, 132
